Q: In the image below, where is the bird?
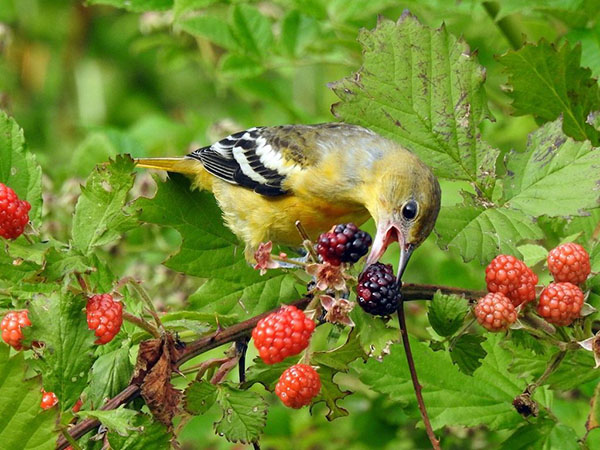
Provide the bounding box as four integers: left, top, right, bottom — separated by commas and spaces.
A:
135, 122, 441, 279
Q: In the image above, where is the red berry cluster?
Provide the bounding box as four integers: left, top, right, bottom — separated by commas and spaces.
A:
86, 294, 123, 345
1, 310, 31, 350
252, 305, 320, 408
0, 182, 31, 240
40, 389, 58, 410
477, 242, 590, 332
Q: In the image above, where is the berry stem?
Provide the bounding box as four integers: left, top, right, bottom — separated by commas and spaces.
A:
397, 301, 441, 450
295, 220, 319, 262
524, 350, 567, 396
126, 280, 165, 332
122, 311, 160, 338
521, 311, 556, 335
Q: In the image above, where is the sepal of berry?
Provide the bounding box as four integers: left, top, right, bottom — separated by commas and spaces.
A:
316, 223, 372, 266
357, 262, 400, 316
86, 294, 123, 345
0, 182, 31, 240
547, 242, 591, 285
252, 305, 315, 364
474, 292, 517, 332
537, 282, 584, 326
275, 363, 321, 408
40, 389, 58, 410
485, 255, 538, 307
1, 310, 31, 350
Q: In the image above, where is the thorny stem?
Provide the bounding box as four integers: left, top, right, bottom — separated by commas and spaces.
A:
56, 283, 486, 449
397, 302, 441, 450
122, 311, 160, 339
524, 350, 567, 396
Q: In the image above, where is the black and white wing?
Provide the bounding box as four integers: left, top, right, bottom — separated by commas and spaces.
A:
186, 127, 301, 196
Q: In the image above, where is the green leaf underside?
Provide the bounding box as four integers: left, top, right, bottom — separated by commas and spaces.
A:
185, 380, 218, 415
0, 111, 43, 225
330, 14, 496, 194
358, 334, 522, 430
138, 174, 298, 317
0, 346, 56, 450
214, 384, 267, 444
26, 290, 96, 407
498, 40, 600, 144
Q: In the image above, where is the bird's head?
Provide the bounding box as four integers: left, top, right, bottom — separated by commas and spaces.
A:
363, 152, 441, 280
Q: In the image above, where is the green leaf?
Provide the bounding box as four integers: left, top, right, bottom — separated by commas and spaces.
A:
517, 244, 549, 267
312, 366, 351, 421
87, 345, 133, 409
41, 247, 94, 281
138, 175, 298, 318
500, 421, 579, 450
498, 40, 600, 144
330, 14, 496, 195
26, 290, 96, 408
0, 346, 56, 450
435, 200, 543, 263
72, 155, 138, 255
214, 384, 267, 444
219, 53, 265, 79
350, 308, 398, 357
230, 4, 273, 58
78, 407, 140, 436
280, 10, 319, 57
0, 111, 43, 225
177, 15, 239, 51
173, 0, 219, 18
85, 0, 173, 12
312, 330, 366, 370
427, 291, 469, 337
107, 413, 171, 449
502, 119, 600, 217
244, 356, 299, 390
450, 334, 487, 375
358, 333, 522, 430
184, 380, 218, 415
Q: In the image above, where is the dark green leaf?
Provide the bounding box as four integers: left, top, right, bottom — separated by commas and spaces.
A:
87, 345, 133, 409
107, 413, 171, 449
450, 334, 487, 375
214, 383, 267, 444
78, 407, 140, 436
185, 380, 218, 415
500, 421, 579, 450
230, 4, 273, 58
427, 291, 469, 337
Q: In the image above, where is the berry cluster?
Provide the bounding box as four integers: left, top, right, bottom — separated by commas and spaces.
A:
0, 182, 31, 240
356, 262, 400, 316
40, 389, 58, 410
476, 242, 590, 332
1, 310, 31, 350
316, 223, 372, 266
252, 306, 320, 408
86, 294, 123, 345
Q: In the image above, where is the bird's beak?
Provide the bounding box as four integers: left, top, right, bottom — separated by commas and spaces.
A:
365, 220, 414, 281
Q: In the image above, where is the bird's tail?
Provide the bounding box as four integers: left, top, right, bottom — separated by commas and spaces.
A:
134, 157, 200, 175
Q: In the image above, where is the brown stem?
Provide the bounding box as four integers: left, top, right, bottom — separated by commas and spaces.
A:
57, 283, 481, 448
397, 302, 441, 450
122, 311, 160, 339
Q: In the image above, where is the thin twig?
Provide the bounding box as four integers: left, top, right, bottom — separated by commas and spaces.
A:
397, 302, 441, 450
524, 350, 567, 396
295, 220, 319, 262
122, 311, 160, 339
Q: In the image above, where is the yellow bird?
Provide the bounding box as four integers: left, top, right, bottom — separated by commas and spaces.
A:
135, 123, 441, 278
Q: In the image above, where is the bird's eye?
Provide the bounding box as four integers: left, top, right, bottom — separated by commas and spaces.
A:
402, 201, 418, 221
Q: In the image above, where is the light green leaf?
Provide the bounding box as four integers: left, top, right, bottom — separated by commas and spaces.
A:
358, 333, 522, 430
219, 53, 265, 79
244, 356, 300, 391
214, 384, 267, 444
500, 421, 579, 450
107, 413, 171, 449
280, 10, 319, 57
517, 244, 549, 267
498, 40, 600, 144
85, 0, 173, 12
173, 0, 219, 18
72, 155, 138, 255
231, 4, 273, 58
312, 366, 351, 421
26, 290, 96, 408
350, 307, 398, 357
78, 407, 140, 436
0, 346, 56, 450
87, 345, 133, 409
427, 291, 469, 337
502, 119, 600, 217
312, 330, 365, 371
185, 380, 218, 415
330, 14, 496, 195
435, 201, 544, 263
0, 111, 43, 225
177, 15, 239, 51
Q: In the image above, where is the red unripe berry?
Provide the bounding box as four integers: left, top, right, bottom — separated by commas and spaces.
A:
275, 364, 321, 408
1, 310, 31, 350
474, 293, 517, 332
86, 294, 123, 345
40, 389, 58, 410
72, 399, 83, 413
0, 182, 31, 240
547, 243, 591, 285
485, 255, 538, 307
537, 282, 584, 326
252, 305, 315, 364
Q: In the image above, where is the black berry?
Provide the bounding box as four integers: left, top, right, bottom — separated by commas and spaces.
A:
316, 223, 372, 266
357, 263, 400, 315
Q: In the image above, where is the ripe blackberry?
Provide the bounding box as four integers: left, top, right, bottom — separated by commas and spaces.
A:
1, 310, 31, 350
537, 282, 584, 326
316, 223, 372, 266
0, 182, 31, 240
485, 255, 538, 307
357, 262, 400, 315
474, 292, 517, 332
547, 243, 591, 285
86, 294, 123, 345
40, 389, 58, 410
252, 305, 315, 364
275, 364, 321, 408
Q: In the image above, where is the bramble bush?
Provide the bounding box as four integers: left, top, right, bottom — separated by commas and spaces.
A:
2, 1, 600, 449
